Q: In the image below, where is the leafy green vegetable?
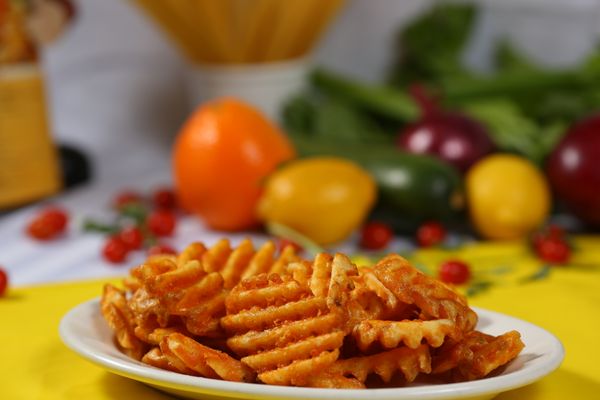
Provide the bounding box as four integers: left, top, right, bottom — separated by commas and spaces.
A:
311, 69, 419, 120
282, 83, 401, 146
463, 99, 566, 164
388, 2, 477, 86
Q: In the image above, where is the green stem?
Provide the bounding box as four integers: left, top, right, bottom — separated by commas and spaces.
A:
311, 68, 420, 121
442, 71, 596, 102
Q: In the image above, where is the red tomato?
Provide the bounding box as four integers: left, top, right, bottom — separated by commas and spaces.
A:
0, 268, 8, 297
535, 237, 571, 264
439, 260, 471, 285
152, 187, 177, 209
359, 222, 393, 250
26, 207, 69, 240
118, 227, 144, 251
147, 210, 177, 236
416, 221, 447, 247
113, 190, 143, 209
102, 237, 129, 264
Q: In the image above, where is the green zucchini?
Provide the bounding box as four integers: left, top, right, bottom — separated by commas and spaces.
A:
292, 138, 464, 232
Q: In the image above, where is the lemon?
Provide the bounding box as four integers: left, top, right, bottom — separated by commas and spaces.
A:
257, 157, 377, 245
466, 154, 551, 240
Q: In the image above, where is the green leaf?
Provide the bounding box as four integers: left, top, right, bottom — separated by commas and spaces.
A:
494, 41, 540, 75
282, 95, 317, 136
466, 280, 493, 297
388, 2, 477, 86
82, 219, 120, 235
520, 264, 551, 283
118, 204, 148, 225
462, 99, 546, 163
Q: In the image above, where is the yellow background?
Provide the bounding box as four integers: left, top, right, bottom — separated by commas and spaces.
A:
2, 236, 599, 399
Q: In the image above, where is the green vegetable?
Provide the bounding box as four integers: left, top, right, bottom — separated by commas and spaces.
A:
283, 94, 394, 145
283, 2, 600, 168
311, 70, 419, 121
388, 2, 477, 87
292, 138, 463, 232
463, 99, 566, 164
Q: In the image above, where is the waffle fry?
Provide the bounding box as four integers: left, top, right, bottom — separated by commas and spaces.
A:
222, 272, 345, 386
323, 344, 432, 384
99, 241, 524, 388
100, 284, 147, 360
160, 333, 255, 382
373, 255, 478, 332
347, 267, 416, 323
353, 319, 459, 351
306, 373, 365, 389
200, 239, 301, 289
142, 347, 196, 374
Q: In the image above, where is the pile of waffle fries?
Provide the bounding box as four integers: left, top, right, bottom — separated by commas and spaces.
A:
100, 239, 524, 388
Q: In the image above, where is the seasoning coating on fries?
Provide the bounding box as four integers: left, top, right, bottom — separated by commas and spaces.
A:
99, 239, 524, 388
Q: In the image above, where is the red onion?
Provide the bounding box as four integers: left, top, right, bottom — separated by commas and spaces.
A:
396, 86, 495, 173
547, 114, 600, 226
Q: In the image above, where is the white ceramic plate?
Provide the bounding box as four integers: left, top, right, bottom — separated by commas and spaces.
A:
59, 298, 564, 400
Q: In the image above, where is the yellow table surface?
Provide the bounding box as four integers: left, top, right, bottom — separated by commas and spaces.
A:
2, 236, 600, 399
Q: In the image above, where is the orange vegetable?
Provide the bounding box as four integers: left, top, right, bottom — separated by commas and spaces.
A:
173, 98, 295, 231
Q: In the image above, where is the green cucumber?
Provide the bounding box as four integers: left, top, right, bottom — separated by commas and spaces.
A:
292, 138, 464, 232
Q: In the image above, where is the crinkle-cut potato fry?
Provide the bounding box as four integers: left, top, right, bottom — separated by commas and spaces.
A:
222, 272, 345, 386
100, 284, 147, 360
142, 347, 196, 374
457, 330, 525, 381
373, 255, 478, 332
286, 253, 358, 306
131, 256, 227, 338
346, 266, 414, 324
258, 349, 341, 386
199, 239, 301, 289
357, 267, 398, 310
285, 252, 358, 329
306, 372, 365, 389
99, 241, 524, 388
160, 333, 256, 382
353, 319, 459, 351
323, 344, 432, 384
431, 330, 525, 380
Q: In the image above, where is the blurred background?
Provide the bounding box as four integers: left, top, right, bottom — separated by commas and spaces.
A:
2, 0, 600, 288
19, 0, 600, 178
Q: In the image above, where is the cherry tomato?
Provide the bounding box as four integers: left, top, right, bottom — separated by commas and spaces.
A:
535, 237, 571, 264
113, 190, 143, 209
147, 243, 177, 256
102, 237, 129, 264
416, 221, 446, 247
147, 210, 177, 236
118, 227, 144, 251
26, 207, 69, 240
0, 268, 8, 297
532, 224, 565, 247
360, 222, 393, 250
439, 260, 471, 285
278, 238, 303, 254
152, 187, 177, 210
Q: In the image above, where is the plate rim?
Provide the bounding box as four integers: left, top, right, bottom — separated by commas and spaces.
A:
59, 298, 564, 400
